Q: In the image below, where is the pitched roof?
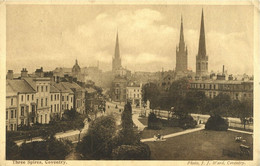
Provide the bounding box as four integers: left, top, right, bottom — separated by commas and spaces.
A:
7, 79, 36, 94
53, 82, 73, 93
85, 87, 96, 93
50, 84, 60, 93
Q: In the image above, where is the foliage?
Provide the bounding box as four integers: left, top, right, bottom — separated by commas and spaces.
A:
205, 114, 228, 131
118, 102, 140, 145
231, 100, 253, 129
209, 93, 232, 116
178, 114, 197, 129
112, 143, 151, 160
6, 137, 21, 160
142, 83, 160, 109
148, 112, 162, 130
19, 136, 72, 160
76, 115, 117, 159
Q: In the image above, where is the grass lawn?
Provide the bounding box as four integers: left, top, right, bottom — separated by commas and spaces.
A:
141, 127, 184, 139
145, 130, 253, 160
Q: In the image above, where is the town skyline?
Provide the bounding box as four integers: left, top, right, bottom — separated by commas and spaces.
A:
7, 5, 254, 75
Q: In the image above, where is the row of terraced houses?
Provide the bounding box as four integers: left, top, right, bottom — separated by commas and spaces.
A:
6, 68, 95, 131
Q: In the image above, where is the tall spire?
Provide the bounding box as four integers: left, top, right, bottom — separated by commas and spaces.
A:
198, 9, 206, 58
114, 30, 120, 59
179, 15, 184, 45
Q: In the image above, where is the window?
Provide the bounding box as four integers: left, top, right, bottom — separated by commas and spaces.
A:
51, 95, 53, 101
214, 85, 216, 89
11, 110, 14, 118
134, 94, 136, 98
62, 105, 64, 110
21, 107, 24, 116
57, 94, 59, 100
36, 99, 38, 106
45, 98, 48, 106
6, 111, 8, 120
137, 94, 139, 98
15, 110, 17, 118
67, 104, 68, 109
57, 104, 59, 111
54, 104, 56, 112
37, 86, 39, 92
32, 94, 34, 100
46, 86, 48, 92
41, 115, 43, 123
71, 97, 73, 102
54, 94, 56, 101
21, 95, 24, 102
51, 105, 53, 113
27, 95, 29, 101
21, 119, 24, 125
62, 96, 64, 101
41, 99, 43, 107
41, 86, 43, 92
45, 114, 47, 123
67, 96, 69, 101
11, 98, 13, 105
10, 124, 13, 131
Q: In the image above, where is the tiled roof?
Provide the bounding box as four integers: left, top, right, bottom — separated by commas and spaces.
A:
7, 79, 36, 94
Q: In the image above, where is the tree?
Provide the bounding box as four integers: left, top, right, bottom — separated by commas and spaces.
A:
76, 115, 117, 159
232, 100, 253, 129
142, 83, 160, 109
209, 93, 232, 117
118, 102, 140, 145
148, 112, 162, 130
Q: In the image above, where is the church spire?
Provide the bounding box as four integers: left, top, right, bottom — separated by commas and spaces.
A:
112, 30, 122, 72
198, 9, 206, 58
114, 30, 120, 59
179, 15, 184, 45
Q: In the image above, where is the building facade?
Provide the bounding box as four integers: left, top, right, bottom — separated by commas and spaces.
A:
111, 76, 127, 102
189, 79, 253, 101
126, 83, 142, 107
50, 84, 61, 119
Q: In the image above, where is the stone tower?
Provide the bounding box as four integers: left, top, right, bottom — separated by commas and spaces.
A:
196, 9, 208, 76
112, 31, 122, 72
176, 16, 188, 73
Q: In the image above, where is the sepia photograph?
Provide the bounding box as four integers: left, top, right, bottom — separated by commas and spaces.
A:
0, 0, 259, 165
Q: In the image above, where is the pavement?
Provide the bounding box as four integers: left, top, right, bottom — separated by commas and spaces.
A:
15, 118, 90, 146
228, 128, 253, 135
140, 125, 205, 142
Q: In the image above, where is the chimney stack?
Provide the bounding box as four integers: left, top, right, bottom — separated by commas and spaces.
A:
222, 65, 225, 75
21, 68, 28, 78
7, 70, 14, 80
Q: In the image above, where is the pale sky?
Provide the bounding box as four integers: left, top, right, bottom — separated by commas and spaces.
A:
6, 5, 254, 75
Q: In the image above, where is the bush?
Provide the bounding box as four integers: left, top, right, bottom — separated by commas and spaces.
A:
205, 115, 228, 131
6, 137, 21, 160
19, 136, 72, 160
179, 114, 197, 129
112, 143, 151, 160
148, 112, 162, 130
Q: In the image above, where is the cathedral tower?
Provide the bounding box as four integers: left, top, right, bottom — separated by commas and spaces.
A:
196, 9, 208, 76
112, 31, 122, 72
176, 16, 188, 73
